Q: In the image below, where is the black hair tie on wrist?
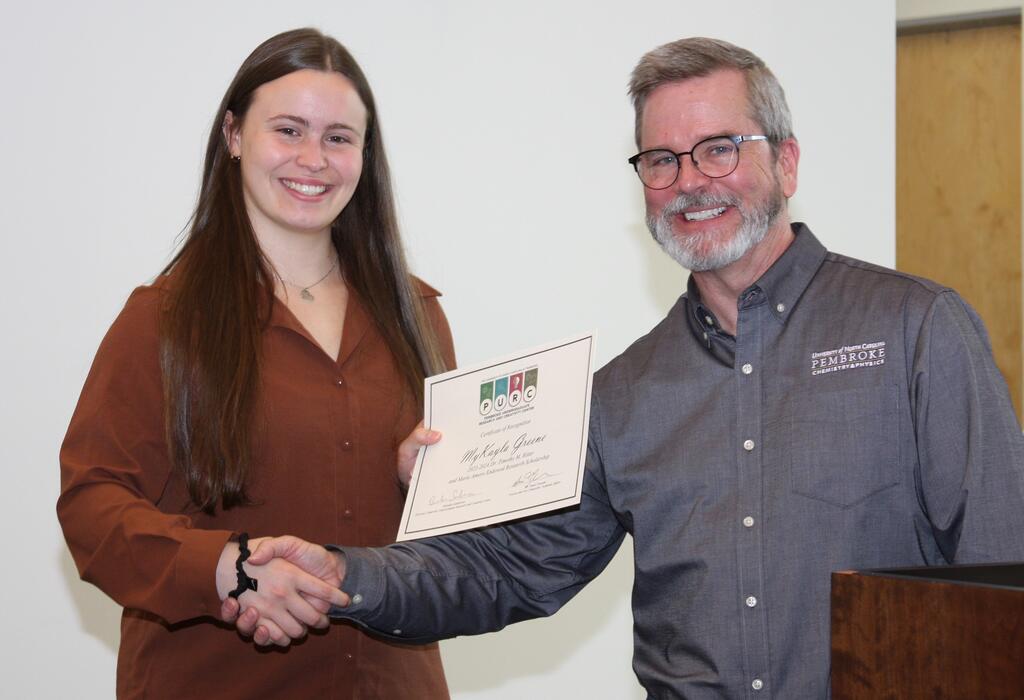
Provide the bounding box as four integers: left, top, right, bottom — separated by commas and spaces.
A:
228, 532, 259, 599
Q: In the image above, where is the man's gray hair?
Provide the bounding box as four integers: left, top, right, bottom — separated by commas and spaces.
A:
629, 37, 794, 148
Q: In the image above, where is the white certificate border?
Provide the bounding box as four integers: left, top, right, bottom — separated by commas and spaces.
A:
399, 333, 595, 539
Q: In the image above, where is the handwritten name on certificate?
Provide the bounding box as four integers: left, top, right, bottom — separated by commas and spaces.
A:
396, 333, 595, 541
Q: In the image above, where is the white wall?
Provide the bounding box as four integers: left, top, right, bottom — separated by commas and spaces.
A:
1, 1, 893, 697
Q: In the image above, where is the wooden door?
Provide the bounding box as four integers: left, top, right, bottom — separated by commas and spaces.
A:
897, 20, 1022, 419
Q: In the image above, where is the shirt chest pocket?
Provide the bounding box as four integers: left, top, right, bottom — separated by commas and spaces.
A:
787, 385, 900, 508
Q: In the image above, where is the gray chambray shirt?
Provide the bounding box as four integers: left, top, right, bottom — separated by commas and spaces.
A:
333, 224, 1024, 699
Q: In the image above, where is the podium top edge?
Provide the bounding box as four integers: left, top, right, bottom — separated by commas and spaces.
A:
836, 562, 1024, 589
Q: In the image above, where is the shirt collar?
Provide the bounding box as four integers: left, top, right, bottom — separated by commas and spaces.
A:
749, 222, 827, 324
268, 287, 371, 368
266, 278, 442, 369
684, 222, 827, 366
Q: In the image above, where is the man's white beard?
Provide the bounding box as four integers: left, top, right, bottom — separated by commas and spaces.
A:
646, 182, 784, 272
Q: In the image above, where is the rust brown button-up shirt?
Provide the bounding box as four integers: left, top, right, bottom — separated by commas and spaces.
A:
58, 276, 454, 699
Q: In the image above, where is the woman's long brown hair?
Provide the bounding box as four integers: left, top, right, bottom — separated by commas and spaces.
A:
161, 28, 447, 513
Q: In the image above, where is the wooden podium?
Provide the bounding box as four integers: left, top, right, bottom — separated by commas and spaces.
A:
831, 563, 1024, 699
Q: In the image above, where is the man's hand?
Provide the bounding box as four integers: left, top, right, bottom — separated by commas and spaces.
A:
219, 536, 348, 646
398, 422, 443, 487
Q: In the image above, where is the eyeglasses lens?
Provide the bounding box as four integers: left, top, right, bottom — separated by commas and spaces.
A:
635, 137, 741, 189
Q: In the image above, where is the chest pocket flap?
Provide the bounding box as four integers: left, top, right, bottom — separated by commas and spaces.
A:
788, 385, 900, 508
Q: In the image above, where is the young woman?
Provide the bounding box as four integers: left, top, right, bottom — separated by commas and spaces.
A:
58, 28, 452, 698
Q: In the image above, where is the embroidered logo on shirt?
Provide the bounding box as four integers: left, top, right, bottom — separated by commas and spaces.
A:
810, 341, 886, 376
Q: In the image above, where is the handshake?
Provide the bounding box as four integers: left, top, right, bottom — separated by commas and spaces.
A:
215, 424, 441, 646
216, 535, 349, 646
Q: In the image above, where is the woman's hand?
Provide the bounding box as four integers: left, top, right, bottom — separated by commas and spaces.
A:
397, 422, 443, 487
216, 536, 348, 646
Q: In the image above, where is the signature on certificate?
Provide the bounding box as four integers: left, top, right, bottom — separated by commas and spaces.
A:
512, 468, 556, 488
428, 488, 477, 506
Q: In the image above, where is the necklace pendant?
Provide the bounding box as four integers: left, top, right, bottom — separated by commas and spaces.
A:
300, 288, 315, 302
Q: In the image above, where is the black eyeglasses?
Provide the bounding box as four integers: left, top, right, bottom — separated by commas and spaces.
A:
628, 134, 768, 189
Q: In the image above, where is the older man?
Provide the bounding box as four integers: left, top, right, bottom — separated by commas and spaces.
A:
229, 38, 1024, 698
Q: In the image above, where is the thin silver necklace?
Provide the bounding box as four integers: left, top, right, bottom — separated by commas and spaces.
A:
278, 258, 338, 302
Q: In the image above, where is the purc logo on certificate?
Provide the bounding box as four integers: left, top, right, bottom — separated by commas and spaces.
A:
479, 368, 538, 415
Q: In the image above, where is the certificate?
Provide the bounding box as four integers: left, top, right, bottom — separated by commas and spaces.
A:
396, 332, 595, 541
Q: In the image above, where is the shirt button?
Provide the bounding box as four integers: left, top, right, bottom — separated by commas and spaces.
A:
745, 595, 757, 607
743, 439, 755, 451
741, 363, 753, 375
776, 302, 786, 313
345, 653, 354, 661
343, 508, 353, 517
743, 516, 755, 528
342, 440, 353, 451
336, 378, 344, 386
351, 593, 364, 605
392, 629, 402, 635
752, 679, 764, 691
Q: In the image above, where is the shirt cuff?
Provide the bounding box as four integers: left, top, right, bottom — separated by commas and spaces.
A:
174, 528, 235, 620
327, 545, 385, 620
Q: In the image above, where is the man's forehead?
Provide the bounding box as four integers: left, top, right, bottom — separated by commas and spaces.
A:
640, 70, 755, 147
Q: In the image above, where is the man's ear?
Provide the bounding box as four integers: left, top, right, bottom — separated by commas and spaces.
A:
775, 137, 799, 198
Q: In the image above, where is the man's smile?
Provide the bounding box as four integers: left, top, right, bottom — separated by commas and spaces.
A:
682, 206, 728, 222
